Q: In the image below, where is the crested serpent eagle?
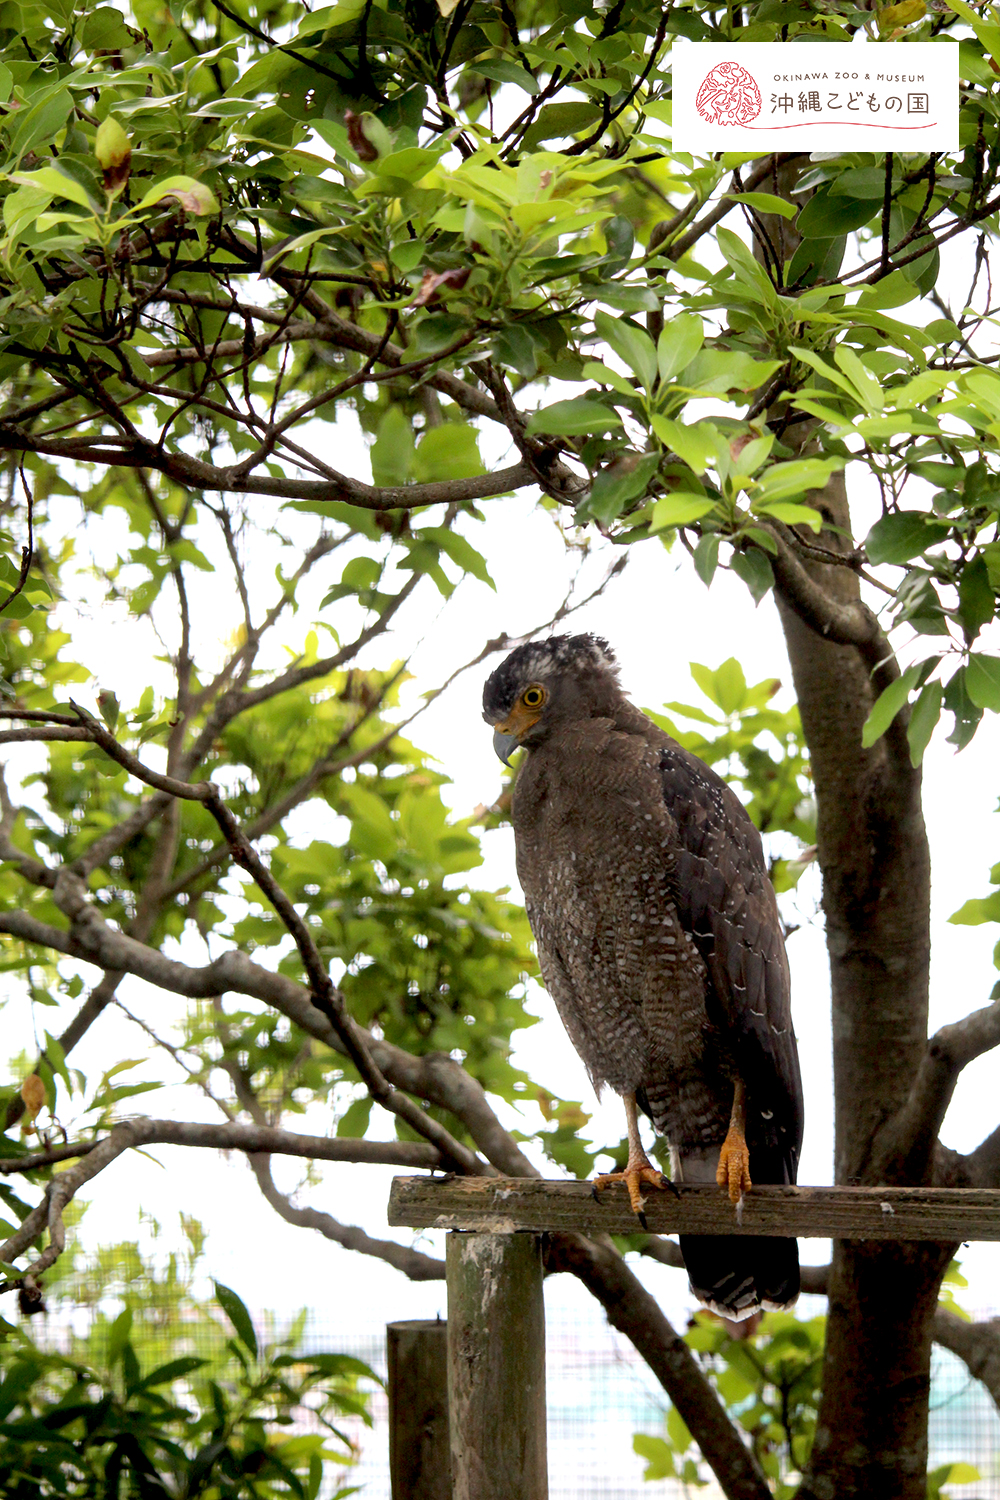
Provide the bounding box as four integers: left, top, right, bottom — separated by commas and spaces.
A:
482, 633, 803, 1320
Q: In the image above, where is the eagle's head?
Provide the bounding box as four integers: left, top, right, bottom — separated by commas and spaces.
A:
482, 633, 620, 764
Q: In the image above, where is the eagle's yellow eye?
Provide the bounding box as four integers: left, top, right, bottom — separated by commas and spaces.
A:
522, 686, 545, 709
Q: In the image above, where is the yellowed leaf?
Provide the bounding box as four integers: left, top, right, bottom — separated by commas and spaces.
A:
20, 1073, 46, 1118
877, 0, 925, 32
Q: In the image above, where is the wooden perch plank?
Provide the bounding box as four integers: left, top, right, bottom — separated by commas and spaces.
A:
387, 1176, 1000, 1241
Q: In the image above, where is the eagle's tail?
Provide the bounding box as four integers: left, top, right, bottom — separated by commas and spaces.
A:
679, 1233, 800, 1320
674, 1145, 800, 1320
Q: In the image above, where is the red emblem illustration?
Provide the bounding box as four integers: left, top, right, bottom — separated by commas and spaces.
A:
695, 62, 762, 126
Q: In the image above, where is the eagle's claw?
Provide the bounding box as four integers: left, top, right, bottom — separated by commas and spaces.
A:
592, 1162, 666, 1218
717, 1127, 752, 1205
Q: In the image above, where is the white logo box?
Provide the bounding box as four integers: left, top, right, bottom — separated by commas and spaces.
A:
671, 41, 959, 152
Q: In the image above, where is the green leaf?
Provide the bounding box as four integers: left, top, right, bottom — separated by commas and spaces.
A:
693, 532, 720, 587
591, 283, 659, 313
94, 115, 130, 171
594, 311, 656, 390
906, 680, 942, 767
691, 658, 746, 715
419, 526, 495, 587
412, 314, 466, 356
731, 546, 774, 604
965, 653, 1000, 712
681, 349, 783, 396
107, 1308, 133, 1365
133, 175, 219, 216
584, 453, 660, 524
666, 1403, 692, 1452
657, 315, 704, 383
943, 666, 983, 749
956, 554, 995, 642
43, 1031, 72, 1092
521, 100, 602, 147
603, 215, 634, 261
9, 88, 73, 164
412, 423, 483, 482
370, 406, 414, 487
729, 192, 797, 219
337, 1096, 373, 1138
861, 664, 920, 748
214, 1281, 259, 1359
753, 501, 823, 532
796, 188, 877, 239
650, 415, 720, 475
754, 457, 843, 504
8, 167, 94, 211
649, 494, 715, 530
865, 513, 951, 566
832, 167, 895, 200
525, 399, 622, 436
495, 325, 541, 378
833, 346, 884, 415
632, 1434, 676, 1480
942, 1463, 981, 1485
581, 360, 638, 401
948, 891, 1000, 926
137, 1356, 208, 1389
343, 784, 398, 861
715, 227, 776, 307
468, 60, 539, 94
340, 557, 381, 594
857, 269, 919, 310
373, 148, 439, 183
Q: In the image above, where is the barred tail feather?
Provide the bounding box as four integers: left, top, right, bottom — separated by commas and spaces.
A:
673, 1142, 800, 1319
680, 1233, 800, 1320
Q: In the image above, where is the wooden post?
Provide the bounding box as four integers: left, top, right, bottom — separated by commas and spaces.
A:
387, 1320, 450, 1500
446, 1232, 548, 1500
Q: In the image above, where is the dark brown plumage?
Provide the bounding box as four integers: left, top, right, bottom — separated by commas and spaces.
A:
483, 633, 803, 1319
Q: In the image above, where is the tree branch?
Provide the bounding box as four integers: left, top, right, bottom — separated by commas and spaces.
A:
933, 1309, 1000, 1415
0, 1120, 442, 1175
666, 156, 805, 264
246, 1150, 445, 1281
875, 1001, 1000, 1184
0, 899, 538, 1179
0, 430, 578, 510
0, 1118, 442, 1289
966, 1122, 1000, 1188
763, 523, 892, 672
197, 786, 484, 1174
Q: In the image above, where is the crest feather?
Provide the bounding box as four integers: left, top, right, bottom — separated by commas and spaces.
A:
482, 633, 618, 720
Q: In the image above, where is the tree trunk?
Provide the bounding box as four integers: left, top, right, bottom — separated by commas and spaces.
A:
774, 470, 951, 1500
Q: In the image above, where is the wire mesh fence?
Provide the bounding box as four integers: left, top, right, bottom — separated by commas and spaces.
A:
310, 1302, 1000, 1500
14, 1277, 1000, 1499
928, 1344, 1000, 1499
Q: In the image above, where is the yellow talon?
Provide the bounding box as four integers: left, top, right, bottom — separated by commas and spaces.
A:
593, 1163, 665, 1216
716, 1127, 752, 1204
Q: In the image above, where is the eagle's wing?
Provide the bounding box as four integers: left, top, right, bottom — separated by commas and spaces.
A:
659, 744, 803, 1180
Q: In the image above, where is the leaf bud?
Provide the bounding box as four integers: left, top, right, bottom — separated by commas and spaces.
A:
95, 115, 132, 193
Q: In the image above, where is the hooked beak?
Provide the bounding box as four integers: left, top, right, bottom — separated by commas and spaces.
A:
492, 728, 520, 766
